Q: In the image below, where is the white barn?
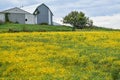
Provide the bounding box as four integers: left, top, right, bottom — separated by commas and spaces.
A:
0, 3, 53, 25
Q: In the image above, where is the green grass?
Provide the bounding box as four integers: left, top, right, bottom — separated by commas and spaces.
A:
76, 26, 120, 31
0, 23, 72, 32
0, 23, 119, 33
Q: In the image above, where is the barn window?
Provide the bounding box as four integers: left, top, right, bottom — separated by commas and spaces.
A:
37, 11, 40, 14
34, 9, 40, 15
25, 19, 27, 21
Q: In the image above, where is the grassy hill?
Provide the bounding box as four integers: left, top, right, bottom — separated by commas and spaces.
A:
0, 32, 120, 80
0, 23, 119, 33
0, 23, 72, 33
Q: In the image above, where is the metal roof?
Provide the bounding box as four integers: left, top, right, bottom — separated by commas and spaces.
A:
21, 4, 40, 14
21, 3, 53, 15
1, 7, 31, 14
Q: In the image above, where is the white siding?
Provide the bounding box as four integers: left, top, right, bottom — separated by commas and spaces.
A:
34, 15, 37, 24
8, 13, 25, 24
25, 14, 35, 24
0, 13, 5, 22
48, 10, 51, 25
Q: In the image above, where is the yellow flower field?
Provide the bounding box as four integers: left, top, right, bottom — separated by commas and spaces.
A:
0, 31, 120, 80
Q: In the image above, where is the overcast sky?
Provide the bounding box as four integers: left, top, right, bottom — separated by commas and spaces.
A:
0, 0, 120, 29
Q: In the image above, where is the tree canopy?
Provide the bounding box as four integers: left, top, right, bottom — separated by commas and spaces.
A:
63, 11, 93, 30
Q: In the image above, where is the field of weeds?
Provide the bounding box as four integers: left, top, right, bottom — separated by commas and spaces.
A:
0, 32, 120, 80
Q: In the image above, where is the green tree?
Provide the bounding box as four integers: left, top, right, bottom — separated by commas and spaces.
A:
63, 11, 92, 30
87, 19, 93, 27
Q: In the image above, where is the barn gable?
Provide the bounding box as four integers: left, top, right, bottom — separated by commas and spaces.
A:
33, 4, 53, 15
33, 4, 53, 25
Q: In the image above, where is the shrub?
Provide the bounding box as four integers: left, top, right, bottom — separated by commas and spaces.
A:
38, 29, 47, 32
40, 23, 48, 25
0, 20, 4, 25
23, 27, 29, 32
15, 21, 19, 24
8, 28, 20, 32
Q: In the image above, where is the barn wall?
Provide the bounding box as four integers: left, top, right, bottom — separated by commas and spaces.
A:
0, 13, 5, 22
25, 14, 35, 24
37, 4, 49, 24
8, 13, 25, 24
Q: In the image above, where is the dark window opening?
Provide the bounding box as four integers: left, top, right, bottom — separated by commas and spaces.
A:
37, 11, 40, 14
25, 19, 27, 21
34, 9, 40, 15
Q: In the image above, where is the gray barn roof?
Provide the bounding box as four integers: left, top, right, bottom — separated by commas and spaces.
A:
1, 7, 31, 14
21, 3, 53, 15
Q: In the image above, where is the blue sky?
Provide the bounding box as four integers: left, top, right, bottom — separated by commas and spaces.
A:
0, 0, 120, 29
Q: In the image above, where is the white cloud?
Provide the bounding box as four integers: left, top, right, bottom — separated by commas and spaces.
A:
7, 0, 28, 4
91, 14, 120, 29
4, 0, 55, 6
54, 14, 120, 29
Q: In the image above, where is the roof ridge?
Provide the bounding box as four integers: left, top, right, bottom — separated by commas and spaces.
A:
21, 3, 53, 15
1, 7, 31, 14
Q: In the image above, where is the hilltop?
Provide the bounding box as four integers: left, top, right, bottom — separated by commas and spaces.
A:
0, 23, 119, 33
